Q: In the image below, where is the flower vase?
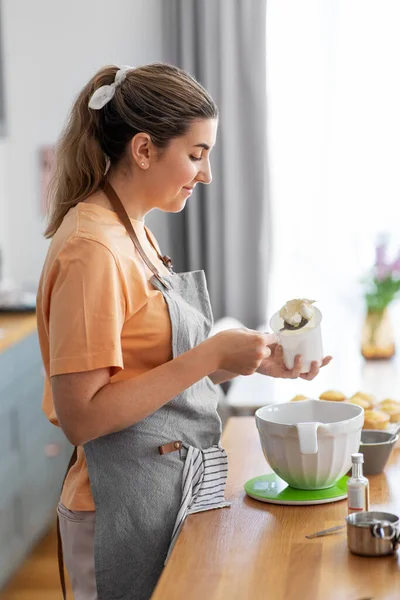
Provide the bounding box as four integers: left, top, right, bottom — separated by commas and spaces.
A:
361, 308, 395, 360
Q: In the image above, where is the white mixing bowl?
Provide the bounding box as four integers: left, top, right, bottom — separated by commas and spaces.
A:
255, 399, 364, 490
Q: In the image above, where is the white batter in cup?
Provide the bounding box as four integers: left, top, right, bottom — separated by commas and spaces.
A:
269, 307, 323, 374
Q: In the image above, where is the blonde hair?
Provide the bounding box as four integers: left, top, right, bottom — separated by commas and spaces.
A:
44, 63, 218, 238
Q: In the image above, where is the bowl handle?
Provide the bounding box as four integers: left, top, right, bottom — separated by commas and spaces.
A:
296, 422, 322, 454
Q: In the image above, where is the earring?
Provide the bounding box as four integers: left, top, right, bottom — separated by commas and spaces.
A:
141, 162, 145, 167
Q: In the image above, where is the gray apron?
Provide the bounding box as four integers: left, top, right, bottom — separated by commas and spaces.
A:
82, 183, 231, 600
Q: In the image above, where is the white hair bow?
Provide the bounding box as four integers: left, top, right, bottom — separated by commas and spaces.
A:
88, 65, 133, 110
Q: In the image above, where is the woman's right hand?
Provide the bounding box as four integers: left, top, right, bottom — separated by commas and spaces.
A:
210, 328, 279, 376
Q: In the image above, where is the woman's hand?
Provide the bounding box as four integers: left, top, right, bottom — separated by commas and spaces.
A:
210, 329, 279, 376
256, 343, 332, 380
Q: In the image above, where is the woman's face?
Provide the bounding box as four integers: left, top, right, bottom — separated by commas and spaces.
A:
147, 118, 218, 213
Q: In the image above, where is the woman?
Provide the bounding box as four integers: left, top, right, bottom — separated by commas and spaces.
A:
37, 63, 331, 600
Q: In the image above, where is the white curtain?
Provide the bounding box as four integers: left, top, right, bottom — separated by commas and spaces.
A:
266, 0, 400, 321
159, 0, 270, 328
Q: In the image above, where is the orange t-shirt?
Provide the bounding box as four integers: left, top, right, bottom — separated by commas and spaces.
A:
36, 203, 172, 510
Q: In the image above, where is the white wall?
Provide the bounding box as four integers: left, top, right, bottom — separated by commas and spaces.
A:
0, 140, 7, 280
0, 0, 168, 286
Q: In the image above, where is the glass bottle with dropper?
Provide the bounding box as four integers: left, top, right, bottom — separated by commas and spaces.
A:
347, 452, 369, 515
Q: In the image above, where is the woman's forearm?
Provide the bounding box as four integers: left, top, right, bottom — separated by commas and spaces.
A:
67, 338, 220, 446
208, 370, 238, 385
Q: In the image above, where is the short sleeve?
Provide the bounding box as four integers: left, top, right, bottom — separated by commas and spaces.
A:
47, 237, 126, 376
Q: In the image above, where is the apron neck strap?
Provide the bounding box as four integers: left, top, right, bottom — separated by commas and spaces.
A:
103, 180, 171, 289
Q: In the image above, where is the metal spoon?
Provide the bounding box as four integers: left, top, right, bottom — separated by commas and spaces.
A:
308, 518, 391, 538
280, 317, 309, 332
387, 425, 400, 442
305, 524, 346, 539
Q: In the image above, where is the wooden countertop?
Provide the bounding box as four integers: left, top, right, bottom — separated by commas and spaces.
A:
152, 417, 400, 600
0, 313, 37, 353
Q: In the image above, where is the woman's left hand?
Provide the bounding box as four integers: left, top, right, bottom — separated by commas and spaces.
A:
256, 344, 332, 380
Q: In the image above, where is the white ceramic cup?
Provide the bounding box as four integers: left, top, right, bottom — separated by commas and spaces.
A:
269, 307, 323, 374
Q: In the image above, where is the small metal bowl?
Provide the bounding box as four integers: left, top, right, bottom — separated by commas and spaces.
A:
359, 429, 398, 475
346, 511, 400, 556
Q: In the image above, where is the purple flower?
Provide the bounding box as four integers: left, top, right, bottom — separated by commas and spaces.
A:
375, 244, 386, 268
376, 263, 392, 281
391, 251, 400, 273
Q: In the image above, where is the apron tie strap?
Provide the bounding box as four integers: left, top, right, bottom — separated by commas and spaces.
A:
57, 446, 78, 599
103, 180, 172, 289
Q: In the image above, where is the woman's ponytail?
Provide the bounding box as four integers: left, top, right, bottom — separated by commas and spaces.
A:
44, 67, 116, 238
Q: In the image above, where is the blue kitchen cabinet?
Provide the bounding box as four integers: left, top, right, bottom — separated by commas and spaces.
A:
0, 330, 72, 589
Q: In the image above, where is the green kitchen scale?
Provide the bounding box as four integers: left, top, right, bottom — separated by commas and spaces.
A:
244, 473, 348, 506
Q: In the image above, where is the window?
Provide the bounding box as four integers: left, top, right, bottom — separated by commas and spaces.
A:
266, 0, 400, 318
